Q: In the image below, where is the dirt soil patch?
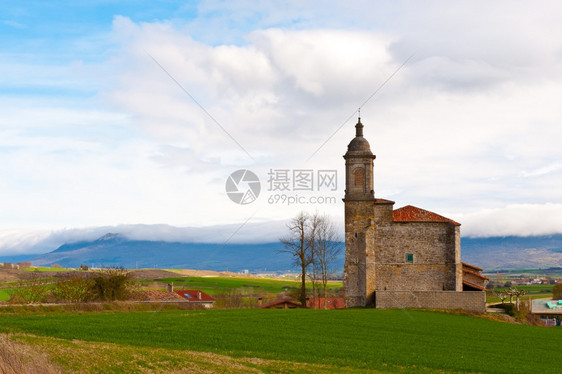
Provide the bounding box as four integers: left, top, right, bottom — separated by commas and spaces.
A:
0, 269, 45, 283
129, 269, 184, 280
172, 269, 256, 278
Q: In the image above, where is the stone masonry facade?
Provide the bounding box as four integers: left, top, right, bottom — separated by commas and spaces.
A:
374, 291, 485, 312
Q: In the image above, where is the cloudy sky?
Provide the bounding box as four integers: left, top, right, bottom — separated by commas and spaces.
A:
2, 1, 562, 254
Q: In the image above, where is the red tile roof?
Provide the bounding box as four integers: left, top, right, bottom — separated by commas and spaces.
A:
462, 262, 483, 272
261, 299, 303, 309
306, 297, 345, 309
393, 205, 461, 226
463, 268, 490, 280
132, 290, 185, 301
174, 289, 215, 302
463, 281, 487, 291
375, 198, 395, 204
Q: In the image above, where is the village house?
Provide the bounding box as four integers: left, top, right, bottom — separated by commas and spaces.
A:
531, 299, 562, 326
261, 299, 302, 309
134, 284, 215, 309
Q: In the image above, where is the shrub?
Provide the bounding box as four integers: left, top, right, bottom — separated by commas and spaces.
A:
498, 303, 515, 316
51, 275, 94, 303
554, 284, 562, 300
8, 279, 50, 304
90, 268, 133, 301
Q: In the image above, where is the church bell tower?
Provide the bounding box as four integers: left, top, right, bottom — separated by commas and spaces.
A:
343, 117, 376, 307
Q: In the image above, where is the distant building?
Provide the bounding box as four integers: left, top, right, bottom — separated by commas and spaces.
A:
531, 299, 562, 326
0, 262, 19, 270
343, 118, 486, 312
133, 285, 215, 309
173, 289, 215, 309
261, 299, 302, 309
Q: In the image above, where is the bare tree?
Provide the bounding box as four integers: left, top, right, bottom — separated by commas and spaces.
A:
313, 214, 343, 308
279, 212, 313, 306
493, 290, 508, 305
509, 287, 527, 310
307, 213, 321, 301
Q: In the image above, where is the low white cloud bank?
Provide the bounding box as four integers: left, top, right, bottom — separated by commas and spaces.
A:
2, 202, 562, 255
0, 221, 289, 255
459, 203, 562, 237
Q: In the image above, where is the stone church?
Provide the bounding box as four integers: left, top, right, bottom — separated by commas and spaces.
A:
343, 118, 488, 311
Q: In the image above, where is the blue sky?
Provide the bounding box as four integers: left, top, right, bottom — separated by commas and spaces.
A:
2, 1, 562, 253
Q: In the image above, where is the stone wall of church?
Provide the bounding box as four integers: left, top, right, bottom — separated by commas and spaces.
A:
344, 200, 376, 307
374, 291, 486, 312
369, 221, 461, 292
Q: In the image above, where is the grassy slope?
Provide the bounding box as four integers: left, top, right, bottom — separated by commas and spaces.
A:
152, 276, 342, 295
0, 309, 559, 373
9, 334, 380, 374
23, 267, 73, 272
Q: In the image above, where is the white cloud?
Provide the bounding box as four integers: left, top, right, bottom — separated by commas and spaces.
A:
0, 221, 290, 255
458, 203, 562, 237
2, 1, 562, 248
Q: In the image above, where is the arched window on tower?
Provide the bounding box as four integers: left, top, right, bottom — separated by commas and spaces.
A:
354, 168, 364, 187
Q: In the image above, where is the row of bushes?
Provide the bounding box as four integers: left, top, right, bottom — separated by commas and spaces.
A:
8, 268, 133, 304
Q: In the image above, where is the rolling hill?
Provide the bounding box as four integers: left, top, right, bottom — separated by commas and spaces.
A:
11, 233, 562, 272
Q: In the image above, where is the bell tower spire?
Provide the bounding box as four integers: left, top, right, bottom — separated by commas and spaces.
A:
343, 117, 375, 201
355, 117, 364, 137
343, 117, 377, 307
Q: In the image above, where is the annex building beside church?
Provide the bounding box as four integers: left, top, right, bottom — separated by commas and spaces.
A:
343, 118, 488, 312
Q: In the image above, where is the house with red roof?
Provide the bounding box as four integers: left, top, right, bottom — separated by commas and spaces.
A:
343, 118, 486, 312
173, 289, 215, 308
133, 286, 215, 309
261, 299, 303, 309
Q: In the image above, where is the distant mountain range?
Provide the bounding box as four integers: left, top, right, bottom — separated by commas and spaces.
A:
2, 233, 562, 272
461, 234, 562, 270
26, 233, 300, 273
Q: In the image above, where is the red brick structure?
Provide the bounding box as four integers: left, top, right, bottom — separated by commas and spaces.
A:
307, 297, 345, 309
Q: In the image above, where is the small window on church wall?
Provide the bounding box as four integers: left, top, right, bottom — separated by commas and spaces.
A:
406, 253, 414, 263
354, 168, 364, 186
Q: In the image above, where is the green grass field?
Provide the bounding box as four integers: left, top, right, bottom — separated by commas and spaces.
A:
0, 308, 559, 373
486, 284, 554, 303
23, 267, 73, 272
151, 276, 342, 295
